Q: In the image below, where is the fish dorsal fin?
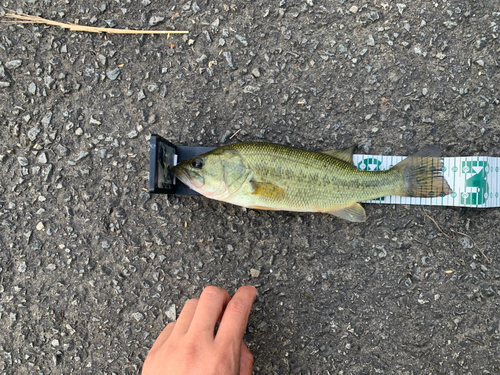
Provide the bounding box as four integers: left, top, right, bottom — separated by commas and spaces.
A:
327, 203, 366, 222
250, 181, 286, 200
320, 145, 356, 165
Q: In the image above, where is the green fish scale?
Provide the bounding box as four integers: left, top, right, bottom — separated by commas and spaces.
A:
223, 142, 402, 211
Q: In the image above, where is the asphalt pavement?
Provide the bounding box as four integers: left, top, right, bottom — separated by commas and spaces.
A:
0, 1, 499, 373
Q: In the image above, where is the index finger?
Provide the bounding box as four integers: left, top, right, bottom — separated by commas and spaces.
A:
215, 286, 256, 347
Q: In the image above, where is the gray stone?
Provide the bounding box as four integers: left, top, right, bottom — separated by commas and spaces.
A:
44, 76, 55, 89
149, 16, 165, 26
28, 82, 37, 95
367, 34, 375, 46
5, 60, 22, 69
41, 112, 53, 127
27, 127, 41, 141
106, 68, 121, 81
37, 153, 48, 164
236, 34, 248, 46
165, 304, 176, 321
18, 261, 27, 273
223, 51, 237, 70
127, 130, 138, 138
132, 312, 144, 321
147, 83, 158, 92
56, 144, 69, 156
18, 157, 29, 166
75, 151, 89, 161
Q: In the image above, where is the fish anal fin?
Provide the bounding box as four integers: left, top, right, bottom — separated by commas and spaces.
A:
320, 145, 356, 165
327, 203, 366, 222
250, 181, 286, 200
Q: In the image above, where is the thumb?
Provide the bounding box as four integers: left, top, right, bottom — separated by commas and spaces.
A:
239, 341, 254, 375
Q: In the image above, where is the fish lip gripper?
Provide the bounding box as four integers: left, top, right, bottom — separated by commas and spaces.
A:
149, 134, 214, 195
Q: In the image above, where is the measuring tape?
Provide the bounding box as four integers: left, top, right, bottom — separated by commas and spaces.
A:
355, 154, 499, 208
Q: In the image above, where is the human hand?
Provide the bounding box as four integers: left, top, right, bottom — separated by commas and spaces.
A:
142, 285, 257, 375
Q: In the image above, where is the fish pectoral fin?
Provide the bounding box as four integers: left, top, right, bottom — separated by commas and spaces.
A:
250, 181, 286, 200
320, 145, 356, 165
327, 203, 366, 222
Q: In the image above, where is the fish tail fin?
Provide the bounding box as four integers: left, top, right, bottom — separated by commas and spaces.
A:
391, 145, 452, 197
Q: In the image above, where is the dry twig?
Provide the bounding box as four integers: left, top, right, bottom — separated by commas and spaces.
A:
229, 129, 241, 139
1, 10, 189, 36
451, 229, 491, 264
423, 214, 453, 239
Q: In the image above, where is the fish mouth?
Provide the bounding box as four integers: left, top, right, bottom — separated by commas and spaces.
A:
173, 166, 203, 190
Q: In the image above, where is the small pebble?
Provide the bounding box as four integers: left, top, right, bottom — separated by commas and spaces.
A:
5, 60, 22, 69
28, 83, 37, 95
41, 112, 53, 127
223, 51, 237, 70
75, 151, 89, 162
149, 16, 165, 26
44, 76, 55, 89
367, 34, 375, 46
18, 262, 27, 273
421, 256, 431, 266
165, 304, 176, 321
37, 153, 48, 164
250, 268, 261, 278
105, 19, 117, 28
18, 157, 29, 166
132, 312, 144, 322
56, 144, 69, 156
236, 34, 248, 46
349, 5, 358, 14
252, 68, 261, 78
89, 116, 101, 126
36, 222, 44, 231
106, 68, 121, 81
27, 127, 41, 141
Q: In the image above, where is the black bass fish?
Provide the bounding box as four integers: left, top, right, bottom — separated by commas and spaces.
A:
173, 142, 452, 222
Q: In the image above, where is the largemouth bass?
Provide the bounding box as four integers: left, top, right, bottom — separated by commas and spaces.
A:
173, 142, 452, 222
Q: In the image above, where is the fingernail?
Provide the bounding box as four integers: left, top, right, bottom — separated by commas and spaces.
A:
251, 286, 258, 299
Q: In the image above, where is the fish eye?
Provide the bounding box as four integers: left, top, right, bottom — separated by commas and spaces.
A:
191, 158, 203, 169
